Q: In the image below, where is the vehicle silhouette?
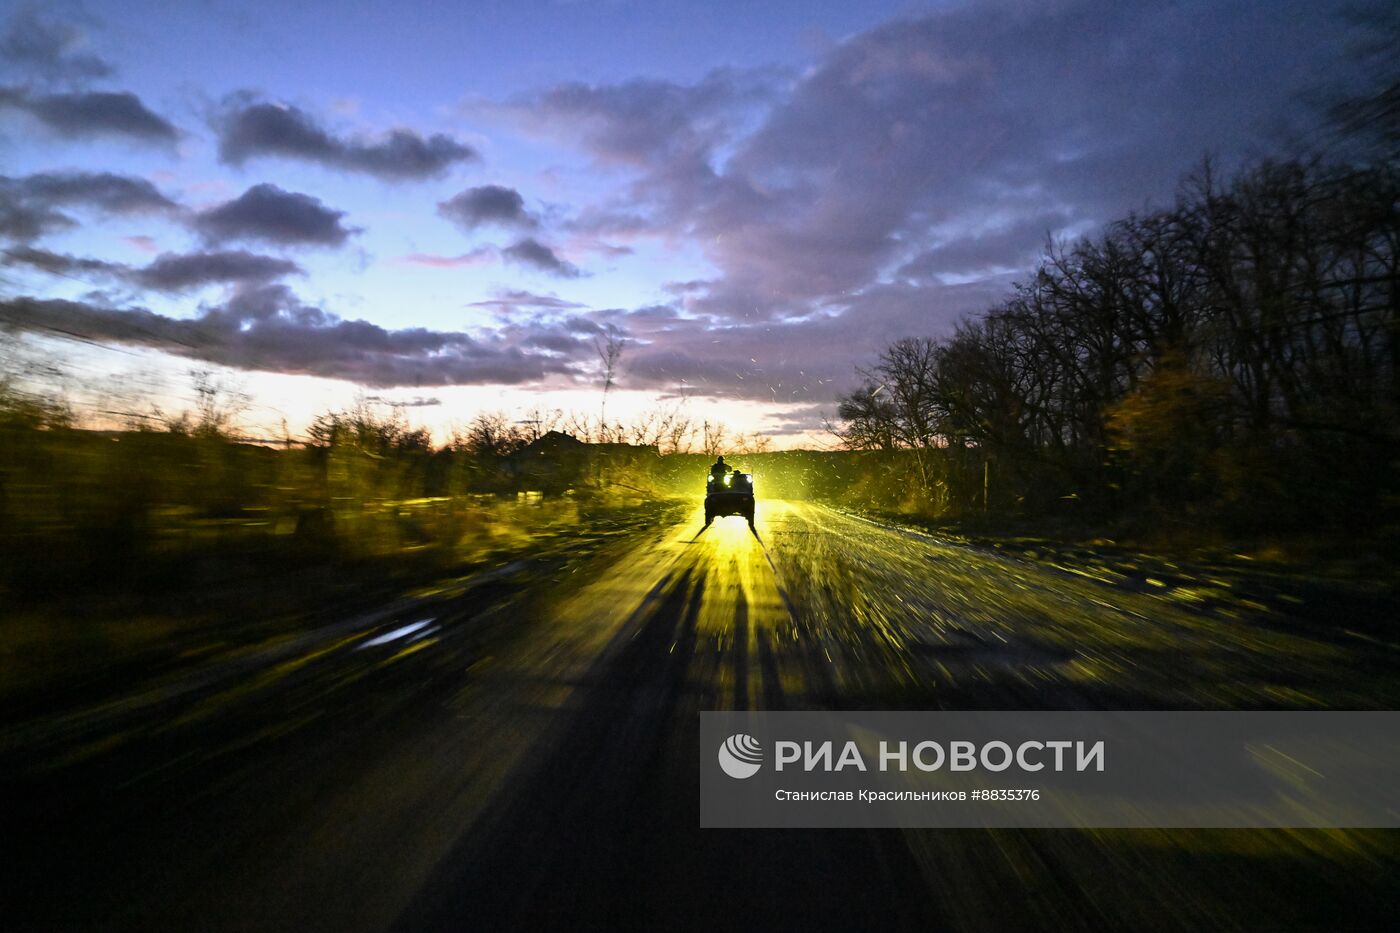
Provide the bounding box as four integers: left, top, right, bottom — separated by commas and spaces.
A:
704, 469, 755, 526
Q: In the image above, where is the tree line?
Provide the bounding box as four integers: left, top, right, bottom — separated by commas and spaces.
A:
837, 156, 1399, 541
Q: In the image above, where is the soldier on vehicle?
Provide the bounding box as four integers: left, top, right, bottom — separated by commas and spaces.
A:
704, 454, 754, 527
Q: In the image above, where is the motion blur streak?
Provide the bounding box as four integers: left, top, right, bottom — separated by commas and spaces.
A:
2, 501, 1397, 931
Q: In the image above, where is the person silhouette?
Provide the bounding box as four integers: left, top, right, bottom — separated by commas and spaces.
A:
709, 455, 732, 480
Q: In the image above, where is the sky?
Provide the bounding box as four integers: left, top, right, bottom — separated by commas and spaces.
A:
0, 0, 1375, 446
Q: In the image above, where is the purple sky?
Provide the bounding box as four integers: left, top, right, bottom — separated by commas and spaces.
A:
0, 0, 1373, 445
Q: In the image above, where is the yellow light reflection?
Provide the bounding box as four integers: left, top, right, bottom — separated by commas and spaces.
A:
706, 513, 756, 548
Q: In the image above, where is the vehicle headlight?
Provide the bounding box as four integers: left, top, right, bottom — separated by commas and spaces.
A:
723, 474, 732, 486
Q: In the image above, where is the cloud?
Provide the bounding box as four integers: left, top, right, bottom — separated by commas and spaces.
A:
563, 206, 656, 237
501, 237, 581, 278
136, 250, 303, 291
588, 242, 634, 258
0, 171, 176, 242
897, 211, 1073, 281
0, 194, 70, 241
0, 286, 581, 386
2, 244, 119, 278
407, 237, 627, 276
216, 98, 477, 180
624, 303, 680, 322
510, 67, 782, 167
554, 276, 1011, 410
762, 402, 836, 432
662, 279, 710, 295
191, 184, 356, 247
397, 249, 494, 268
472, 0, 1366, 418
1, 9, 113, 82
1, 0, 1369, 433
16, 171, 177, 213
519, 0, 1357, 332
0, 87, 178, 142
3, 244, 302, 292
437, 185, 537, 230
466, 289, 587, 312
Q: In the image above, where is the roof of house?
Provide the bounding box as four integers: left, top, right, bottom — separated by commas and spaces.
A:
521, 430, 584, 453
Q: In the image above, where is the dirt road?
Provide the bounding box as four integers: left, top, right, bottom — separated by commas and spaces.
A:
3, 500, 1396, 931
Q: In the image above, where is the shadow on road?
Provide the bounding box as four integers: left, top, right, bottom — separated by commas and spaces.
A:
395, 543, 938, 932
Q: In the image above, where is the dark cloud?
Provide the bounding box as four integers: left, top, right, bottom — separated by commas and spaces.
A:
0, 287, 580, 386
761, 403, 838, 437
467, 0, 1372, 422
662, 279, 710, 295
564, 206, 657, 237
0, 193, 71, 241
897, 211, 1073, 281
136, 250, 302, 291
522, 332, 583, 353
519, 0, 1359, 337
191, 184, 356, 247
3, 244, 302, 292
620, 303, 680, 324
513, 67, 781, 167
216, 99, 477, 180
1, 9, 113, 82
563, 315, 606, 336
580, 277, 1010, 409
17, 171, 177, 213
2, 244, 120, 277
437, 185, 537, 230
482, 306, 608, 360
0, 171, 176, 243
2, 0, 1370, 437
0, 87, 178, 142
501, 237, 581, 278
2, 248, 986, 406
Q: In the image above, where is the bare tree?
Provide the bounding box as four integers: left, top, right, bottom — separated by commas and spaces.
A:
454, 411, 527, 459
516, 406, 562, 443
594, 324, 626, 426
731, 431, 774, 454
626, 400, 694, 453
834, 384, 897, 451
700, 419, 728, 456
836, 154, 1400, 523
188, 369, 250, 439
